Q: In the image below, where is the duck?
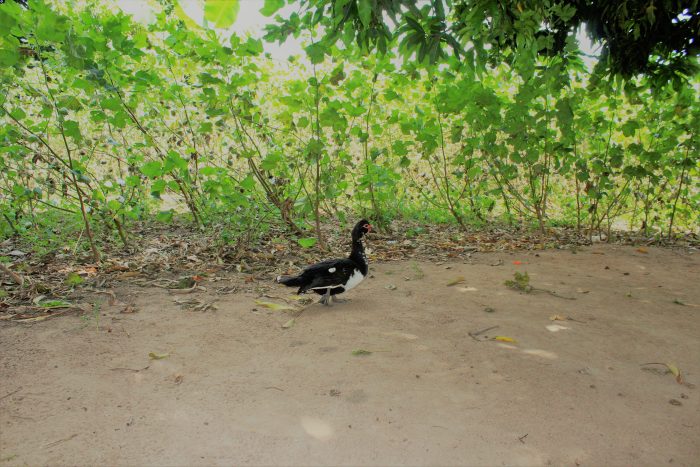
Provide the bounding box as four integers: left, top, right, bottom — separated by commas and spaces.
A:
276, 220, 372, 305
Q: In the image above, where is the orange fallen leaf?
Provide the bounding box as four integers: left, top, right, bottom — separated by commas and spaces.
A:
637, 248, 649, 254
106, 264, 130, 273
76, 267, 98, 276
513, 261, 522, 265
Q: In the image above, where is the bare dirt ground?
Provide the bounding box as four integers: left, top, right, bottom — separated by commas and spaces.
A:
1, 245, 699, 466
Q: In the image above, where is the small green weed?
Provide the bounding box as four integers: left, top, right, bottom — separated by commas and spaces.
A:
505, 271, 532, 293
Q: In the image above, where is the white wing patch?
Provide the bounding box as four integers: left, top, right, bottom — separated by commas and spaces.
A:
328, 267, 336, 273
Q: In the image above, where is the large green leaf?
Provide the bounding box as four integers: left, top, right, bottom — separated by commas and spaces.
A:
140, 161, 163, 178
305, 43, 327, 64
0, 44, 19, 67
204, 0, 240, 29
260, 0, 285, 17
62, 121, 82, 142
298, 237, 317, 248
357, 0, 372, 27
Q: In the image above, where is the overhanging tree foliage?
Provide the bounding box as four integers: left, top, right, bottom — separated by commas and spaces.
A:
264, 0, 699, 83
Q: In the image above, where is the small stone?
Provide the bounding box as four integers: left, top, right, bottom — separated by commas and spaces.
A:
669, 399, 682, 406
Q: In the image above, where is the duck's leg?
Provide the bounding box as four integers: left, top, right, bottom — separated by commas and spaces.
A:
319, 289, 332, 306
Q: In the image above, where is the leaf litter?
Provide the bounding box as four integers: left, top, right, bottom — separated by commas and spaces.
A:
0, 218, 695, 328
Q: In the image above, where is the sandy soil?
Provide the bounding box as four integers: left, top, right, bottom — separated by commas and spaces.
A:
1, 245, 699, 466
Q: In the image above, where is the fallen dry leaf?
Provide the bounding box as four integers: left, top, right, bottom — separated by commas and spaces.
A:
116, 271, 141, 280
666, 363, 683, 384
282, 318, 295, 329
120, 304, 137, 314
106, 263, 130, 272
637, 247, 649, 254
446, 276, 465, 286
546, 324, 570, 332
174, 374, 184, 384
255, 300, 295, 311
641, 362, 683, 384
149, 352, 169, 360
493, 336, 516, 343
550, 314, 567, 321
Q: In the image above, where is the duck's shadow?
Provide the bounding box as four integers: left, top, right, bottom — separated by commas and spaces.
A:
292, 297, 364, 318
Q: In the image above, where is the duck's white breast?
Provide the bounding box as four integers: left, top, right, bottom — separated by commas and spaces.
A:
344, 269, 366, 291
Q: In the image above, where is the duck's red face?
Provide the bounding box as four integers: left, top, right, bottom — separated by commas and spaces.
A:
355, 219, 372, 237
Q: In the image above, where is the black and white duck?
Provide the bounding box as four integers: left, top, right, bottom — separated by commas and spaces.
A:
275, 220, 372, 305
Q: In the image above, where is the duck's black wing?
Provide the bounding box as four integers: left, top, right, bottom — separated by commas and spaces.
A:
297, 258, 358, 293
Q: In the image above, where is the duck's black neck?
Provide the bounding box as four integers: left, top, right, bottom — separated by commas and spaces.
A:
349, 237, 368, 275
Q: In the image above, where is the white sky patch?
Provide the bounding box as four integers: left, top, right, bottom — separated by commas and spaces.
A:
114, 0, 600, 66
114, 0, 304, 61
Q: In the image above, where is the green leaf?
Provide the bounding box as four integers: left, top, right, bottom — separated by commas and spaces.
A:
164, 150, 188, 173
140, 161, 163, 178
240, 175, 255, 191
63, 121, 82, 142
0, 45, 19, 67
58, 96, 83, 111
9, 108, 26, 121
65, 272, 84, 287
297, 237, 317, 248
260, 0, 284, 17
100, 97, 121, 112
0, 6, 20, 30
151, 179, 166, 196
392, 140, 409, 156
36, 12, 68, 42
621, 120, 639, 137
351, 349, 372, 356
242, 37, 263, 56
357, 0, 372, 27
204, 0, 240, 29
156, 210, 174, 223
261, 152, 283, 170
305, 43, 327, 64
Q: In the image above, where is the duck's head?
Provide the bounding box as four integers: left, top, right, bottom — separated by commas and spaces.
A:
352, 219, 372, 240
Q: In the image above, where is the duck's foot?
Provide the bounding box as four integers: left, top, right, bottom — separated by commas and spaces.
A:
319, 290, 332, 306
332, 296, 349, 303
